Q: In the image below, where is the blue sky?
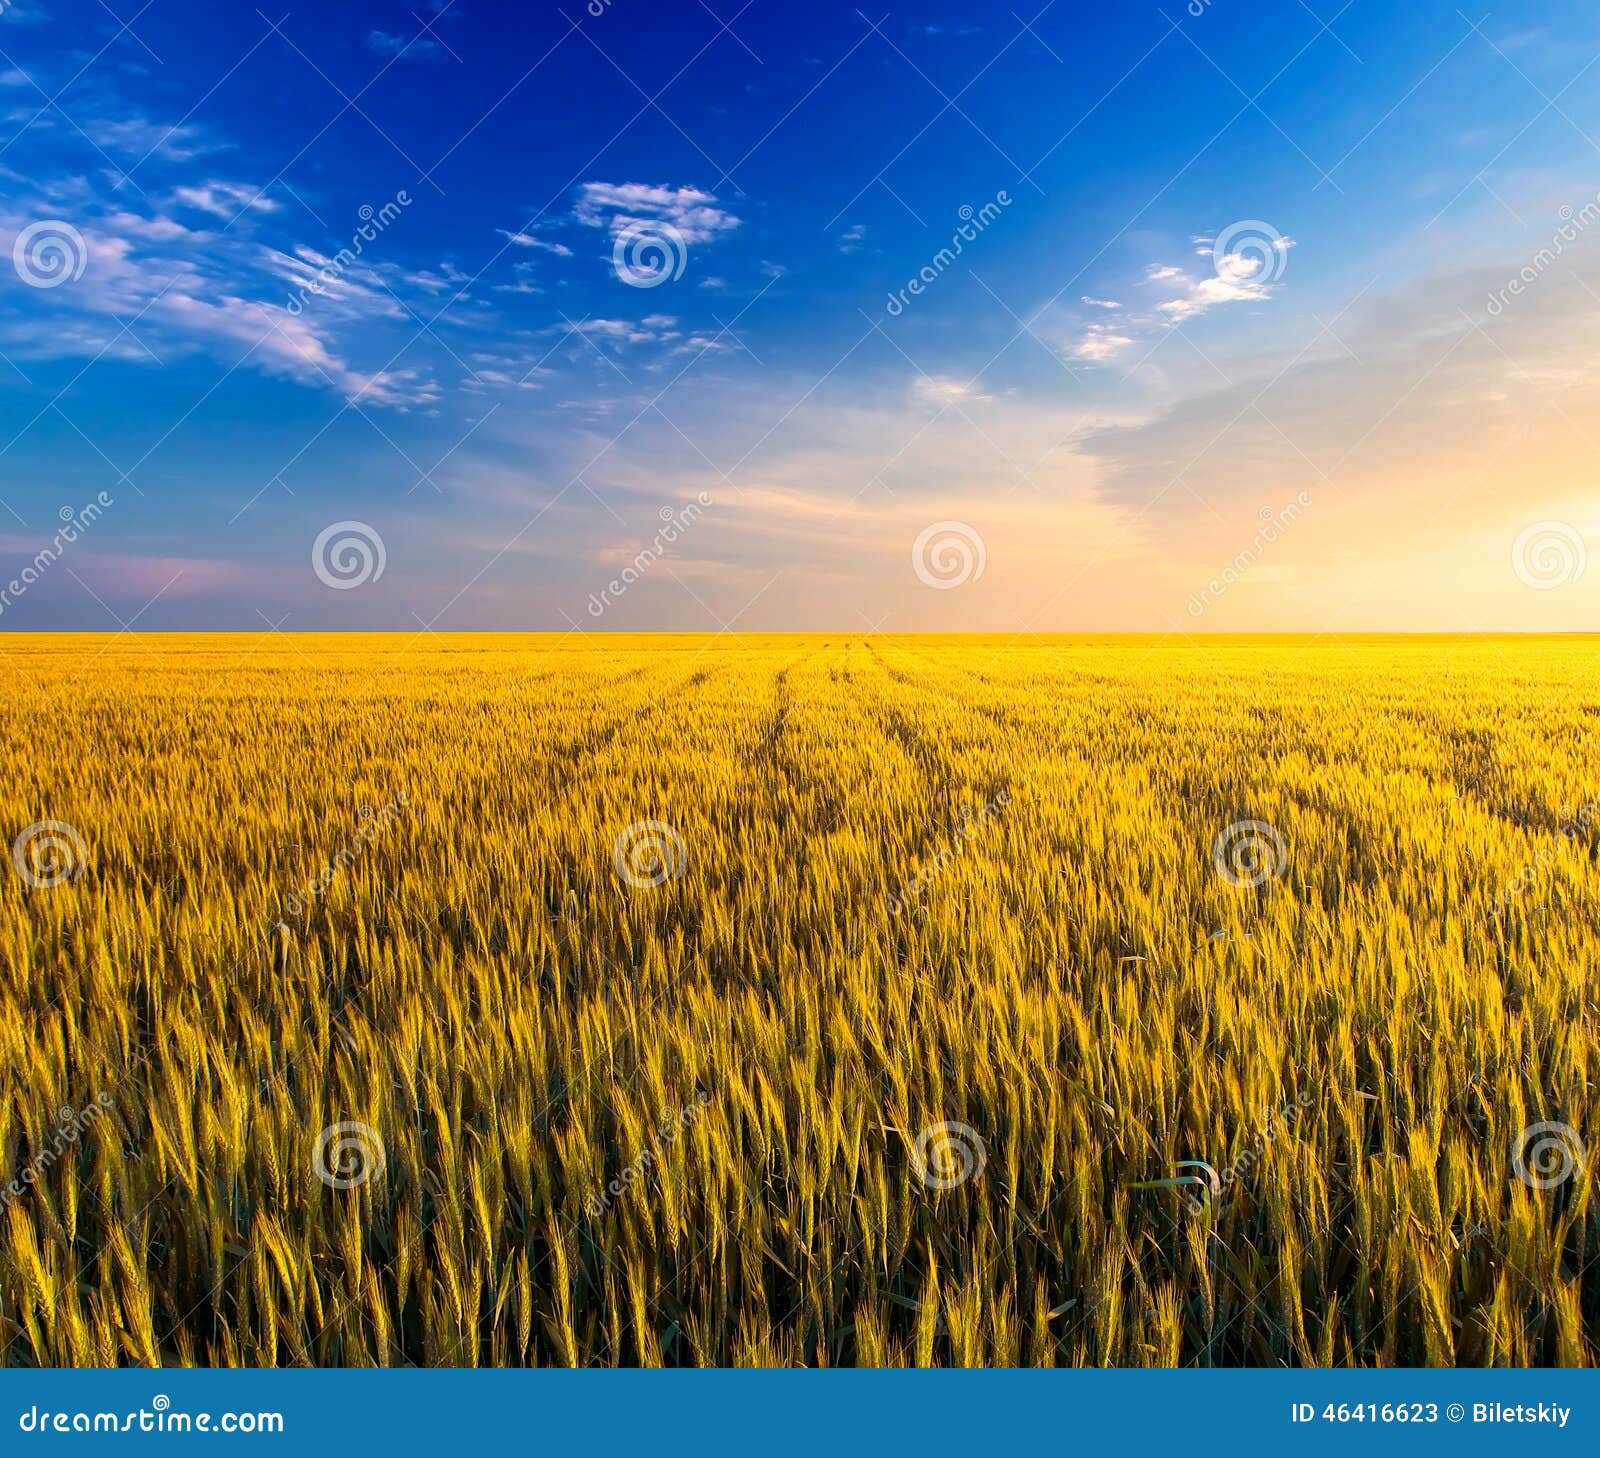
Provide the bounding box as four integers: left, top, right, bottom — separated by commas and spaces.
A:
2, 0, 1600, 630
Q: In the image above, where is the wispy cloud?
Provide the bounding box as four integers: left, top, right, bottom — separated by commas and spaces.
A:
1151, 231, 1294, 323
1072, 323, 1135, 362
497, 228, 573, 256
172, 180, 278, 219
573, 181, 741, 245
1082, 249, 1600, 565
0, 193, 439, 406
366, 30, 439, 60
82, 114, 217, 162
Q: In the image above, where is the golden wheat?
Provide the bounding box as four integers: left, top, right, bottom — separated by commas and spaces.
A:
0, 632, 1595, 1367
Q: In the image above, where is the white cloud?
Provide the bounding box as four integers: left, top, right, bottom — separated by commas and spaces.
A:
573, 181, 740, 245
1154, 270, 1273, 322
0, 195, 438, 407
497, 228, 573, 256
1141, 235, 1294, 323
491, 260, 542, 295
172, 180, 279, 220
914, 375, 991, 405
1073, 324, 1135, 362
1082, 247, 1600, 562
402, 261, 471, 294
82, 114, 216, 161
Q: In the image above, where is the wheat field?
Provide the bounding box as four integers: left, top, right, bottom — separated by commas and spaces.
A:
0, 632, 1596, 1367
